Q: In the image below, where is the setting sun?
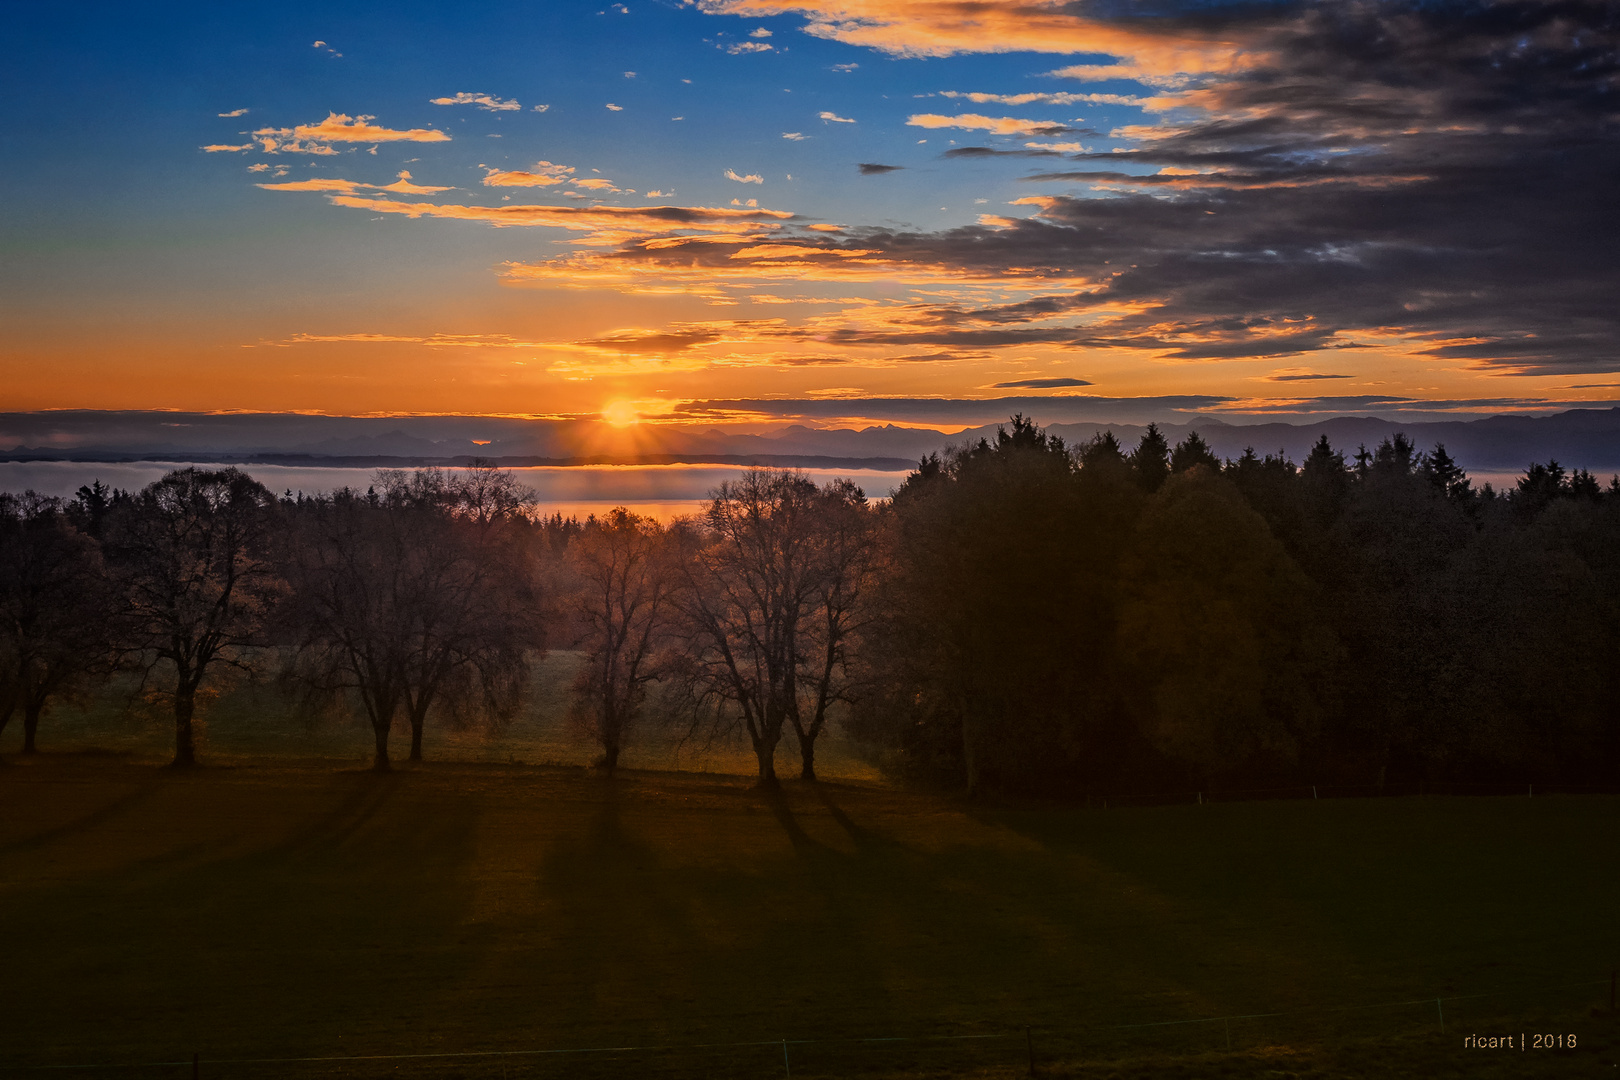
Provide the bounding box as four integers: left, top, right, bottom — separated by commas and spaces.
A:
601, 400, 639, 427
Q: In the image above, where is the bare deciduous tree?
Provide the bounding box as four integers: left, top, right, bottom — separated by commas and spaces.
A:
678, 470, 878, 786
0, 493, 114, 753
567, 508, 677, 774
284, 467, 541, 771
788, 479, 881, 781
108, 468, 282, 767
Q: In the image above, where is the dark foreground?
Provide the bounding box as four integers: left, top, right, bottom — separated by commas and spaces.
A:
0, 757, 1615, 1078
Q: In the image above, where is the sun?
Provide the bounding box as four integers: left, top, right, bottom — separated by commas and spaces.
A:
601, 399, 640, 427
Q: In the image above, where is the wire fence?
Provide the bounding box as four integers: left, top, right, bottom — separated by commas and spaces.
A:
1087, 780, 1620, 808
4, 974, 1612, 1077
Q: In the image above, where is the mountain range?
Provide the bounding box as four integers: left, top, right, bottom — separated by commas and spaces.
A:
3, 409, 1618, 479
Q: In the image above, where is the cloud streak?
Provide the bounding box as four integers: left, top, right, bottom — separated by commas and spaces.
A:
431, 92, 522, 111
249, 113, 451, 153
907, 113, 1077, 136
657, 0, 1620, 375
482, 161, 574, 187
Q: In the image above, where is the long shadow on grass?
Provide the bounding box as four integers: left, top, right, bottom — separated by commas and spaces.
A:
525, 780, 915, 1056
964, 796, 1620, 1046
0, 769, 489, 1068
0, 772, 168, 855
524, 777, 1175, 1068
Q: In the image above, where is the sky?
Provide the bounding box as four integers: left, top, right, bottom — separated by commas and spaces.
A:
3, 0, 1618, 432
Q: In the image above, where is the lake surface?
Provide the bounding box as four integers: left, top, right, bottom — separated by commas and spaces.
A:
0, 460, 1542, 514
0, 461, 914, 519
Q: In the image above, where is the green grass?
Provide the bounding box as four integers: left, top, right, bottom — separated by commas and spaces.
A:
0, 757, 1616, 1079
3, 652, 882, 781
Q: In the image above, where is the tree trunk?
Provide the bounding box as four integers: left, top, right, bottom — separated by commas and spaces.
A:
173, 685, 197, 768
372, 718, 392, 773
961, 713, 980, 798
753, 734, 779, 788
409, 716, 424, 762
796, 727, 817, 782
22, 700, 42, 754
598, 741, 620, 776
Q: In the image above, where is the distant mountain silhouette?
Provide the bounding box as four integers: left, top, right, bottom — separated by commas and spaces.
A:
3, 408, 1617, 477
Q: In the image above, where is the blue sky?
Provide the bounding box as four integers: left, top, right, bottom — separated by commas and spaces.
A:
4, 0, 1617, 427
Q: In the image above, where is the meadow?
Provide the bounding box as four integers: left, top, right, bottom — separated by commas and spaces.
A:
1, 749, 1615, 1078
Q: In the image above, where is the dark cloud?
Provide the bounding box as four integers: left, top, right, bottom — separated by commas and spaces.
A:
667, 393, 1612, 427
568, 0, 1619, 376
857, 163, 905, 175
942, 146, 1066, 159
672, 395, 1235, 426
1267, 372, 1353, 382
573, 325, 734, 352
770, 350, 989, 364
991, 377, 1094, 389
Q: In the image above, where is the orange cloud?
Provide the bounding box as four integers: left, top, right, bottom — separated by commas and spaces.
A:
430, 92, 522, 111
693, 1, 1244, 79
500, 238, 1092, 293
483, 161, 574, 187
315, 194, 793, 246
1042, 63, 1190, 89
907, 113, 1075, 135
935, 90, 1148, 106
202, 142, 254, 152
294, 112, 451, 142
376, 170, 453, 194
276, 332, 555, 348
255, 178, 366, 192
250, 113, 451, 153
254, 171, 452, 195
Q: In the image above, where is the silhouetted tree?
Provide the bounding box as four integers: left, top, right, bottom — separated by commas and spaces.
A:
1129, 423, 1171, 492
879, 417, 1124, 795
1077, 429, 1128, 477
677, 470, 873, 786
107, 468, 282, 767
1117, 468, 1335, 785
1300, 435, 1351, 526
1330, 435, 1474, 784
1170, 431, 1221, 474
1422, 443, 1473, 506
0, 494, 114, 752
283, 468, 539, 771
787, 478, 882, 781
568, 508, 678, 774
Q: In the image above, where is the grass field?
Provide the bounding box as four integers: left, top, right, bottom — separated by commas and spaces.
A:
0, 653, 881, 782
0, 757, 1616, 1079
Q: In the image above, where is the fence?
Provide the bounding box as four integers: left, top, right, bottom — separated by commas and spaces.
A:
1087, 780, 1620, 809
3, 974, 1611, 1077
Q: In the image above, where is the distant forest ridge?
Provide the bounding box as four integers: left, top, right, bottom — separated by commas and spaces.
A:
3, 408, 1618, 476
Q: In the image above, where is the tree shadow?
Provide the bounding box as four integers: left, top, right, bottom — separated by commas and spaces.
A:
0, 775, 166, 855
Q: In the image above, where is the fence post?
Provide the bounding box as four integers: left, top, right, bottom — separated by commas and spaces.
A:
1610, 969, 1616, 1014
1436, 998, 1444, 1032
1026, 1026, 1035, 1076
1224, 1018, 1231, 1050
191, 1052, 199, 1080
1312, 785, 1318, 800
782, 1038, 791, 1078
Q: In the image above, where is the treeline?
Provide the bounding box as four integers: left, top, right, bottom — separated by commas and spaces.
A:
2, 421, 1618, 794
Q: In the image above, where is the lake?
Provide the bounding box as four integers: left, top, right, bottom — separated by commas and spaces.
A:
0, 461, 914, 519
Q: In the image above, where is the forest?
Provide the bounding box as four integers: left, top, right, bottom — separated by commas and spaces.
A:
3, 416, 1617, 798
